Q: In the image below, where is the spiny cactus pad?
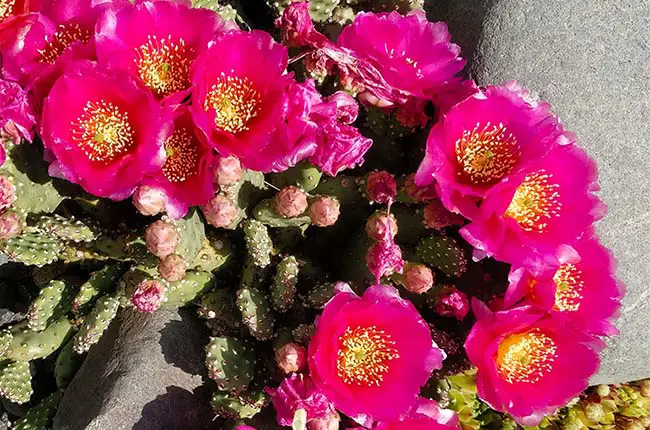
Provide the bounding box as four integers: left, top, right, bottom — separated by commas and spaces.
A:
34, 214, 97, 243
4, 318, 73, 361
163, 270, 215, 307
205, 337, 254, 393
242, 219, 273, 268
171, 209, 207, 264
271, 256, 299, 312
306, 282, 337, 309
211, 390, 268, 420
253, 199, 311, 228
73, 295, 120, 354
0, 360, 32, 404
236, 287, 275, 341
416, 235, 468, 278
73, 264, 125, 312
27, 280, 76, 331
13, 390, 62, 430
0, 229, 63, 267
55, 340, 84, 389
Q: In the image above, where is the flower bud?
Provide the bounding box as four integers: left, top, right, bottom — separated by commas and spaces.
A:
132, 185, 166, 216
307, 411, 340, 430
596, 384, 610, 397
214, 155, 242, 186
274, 186, 308, 218
0, 175, 16, 212
365, 170, 396, 204
435, 287, 470, 321
275, 343, 307, 374
0, 211, 21, 240
366, 240, 404, 280
365, 210, 398, 241
201, 194, 238, 228
145, 220, 179, 258
403, 263, 434, 294
584, 402, 605, 422
158, 254, 187, 282
309, 196, 340, 227
131, 280, 165, 313
423, 200, 465, 229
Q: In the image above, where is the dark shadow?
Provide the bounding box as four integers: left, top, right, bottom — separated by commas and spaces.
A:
133, 385, 214, 430
158, 308, 209, 378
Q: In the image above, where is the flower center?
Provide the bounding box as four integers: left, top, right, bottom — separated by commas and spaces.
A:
71, 100, 135, 164
203, 74, 261, 134
455, 122, 521, 185
336, 325, 399, 387
38, 23, 92, 65
162, 127, 200, 183
553, 263, 584, 312
135, 35, 194, 98
496, 330, 558, 384
0, 0, 16, 20
504, 170, 562, 233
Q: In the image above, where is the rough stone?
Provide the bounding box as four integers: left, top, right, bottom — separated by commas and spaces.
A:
52, 308, 215, 430
429, 0, 650, 384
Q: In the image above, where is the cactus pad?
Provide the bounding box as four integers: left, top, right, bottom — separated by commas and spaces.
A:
306, 282, 337, 309
73, 264, 125, 312
292, 323, 315, 346
0, 360, 32, 404
211, 390, 267, 420
253, 199, 311, 228
416, 235, 468, 278
205, 337, 254, 393
171, 209, 207, 264
271, 256, 299, 313
242, 219, 273, 268
13, 390, 62, 430
55, 340, 84, 389
73, 295, 120, 354
236, 287, 275, 341
4, 318, 73, 361
27, 280, 76, 331
34, 214, 97, 243
0, 229, 63, 267
163, 270, 215, 307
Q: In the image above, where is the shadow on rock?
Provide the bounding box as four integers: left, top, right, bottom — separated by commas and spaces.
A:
159, 309, 209, 377
133, 385, 215, 430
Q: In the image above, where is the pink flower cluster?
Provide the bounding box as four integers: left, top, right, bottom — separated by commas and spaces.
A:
0, 0, 373, 219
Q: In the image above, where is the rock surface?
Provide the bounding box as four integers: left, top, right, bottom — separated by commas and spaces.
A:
52, 308, 215, 430
429, 0, 650, 384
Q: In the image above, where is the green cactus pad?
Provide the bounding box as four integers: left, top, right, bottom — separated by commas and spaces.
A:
271, 256, 299, 313
73, 295, 120, 354
306, 282, 337, 309
4, 318, 73, 361
163, 271, 215, 308
314, 176, 363, 206
211, 390, 267, 420
354, 0, 423, 13
0, 229, 63, 267
236, 287, 274, 341
269, 161, 323, 192
292, 323, 315, 346
34, 214, 97, 243
0, 328, 13, 357
190, 236, 233, 272
27, 280, 76, 331
242, 219, 273, 268
171, 209, 207, 264
73, 264, 125, 313
205, 337, 254, 393
0, 360, 32, 404
416, 235, 468, 278
55, 340, 84, 389
253, 199, 311, 228
13, 390, 62, 430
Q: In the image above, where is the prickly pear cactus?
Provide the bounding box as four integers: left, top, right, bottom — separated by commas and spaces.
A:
416, 234, 468, 278
236, 287, 275, 341
73, 295, 120, 354
73, 264, 125, 312
34, 214, 97, 243
55, 340, 84, 389
205, 337, 254, 393
0, 229, 63, 266
211, 390, 268, 420
0, 360, 32, 404
13, 390, 63, 430
270, 256, 299, 312
164, 270, 215, 307
27, 280, 75, 331
242, 219, 273, 268
4, 318, 73, 361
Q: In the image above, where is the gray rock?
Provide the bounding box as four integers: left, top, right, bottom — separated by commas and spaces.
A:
429, 0, 650, 384
53, 308, 215, 430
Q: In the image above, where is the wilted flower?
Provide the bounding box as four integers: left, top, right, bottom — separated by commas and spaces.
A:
423, 199, 465, 230
415, 84, 566, 217
460, 144, 606, 266
505, 235, 624, 336
465, 303, 602, 426
366, 239, 404, 281
375, 398, 460, 430
434, 286, 470, 321
274, 186, 308, 218
158, 253, 187, 282
41, 60, 169, 200
308, 196, 340, 227
0, 210, 22, 239
145, 220, 179, 258
275, 342, 307, 374
265, 373, 336, 427
0, 78, 36, 142
131, 279, 165, 313
132, 185, 167, 216
201, 194, 238, 228
366, 170, 397, 204
309, 284, 444, 422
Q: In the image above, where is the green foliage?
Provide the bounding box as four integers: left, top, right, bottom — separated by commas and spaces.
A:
253, 200, 311, 228
416, 234, 468, 278
172, 209, 207, 265
54, 340, 84, 389
0, 360, 32, 404
236, 287, 274, 341
27, 280, 76, 331
164, 270, 216, 307
13, 390, 62, 430
34, 214, 97, 243
242, 220, 273, 268
4, 318, 73, 361
270, 256, 299, 312
205, 337, 254, 393
211, 390, 268, 420
0, 228, 63, 267
73, 264, 125, 313
73, 295, 120, 354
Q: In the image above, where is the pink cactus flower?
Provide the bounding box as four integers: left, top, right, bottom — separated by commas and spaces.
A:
435, 286, 470, 321
158, 253, 187, 282
307, 410, 340, 430
132, 184, 167, 216
366, 210, 398, 241
95, 0, 234, 104
460, 144, 606, 266
214, 154, 243, 187
0, 210, 21, 239
143, 107, 217, 220
403, 263, 435, 295
191, 30, 319, 173
309, 284, 445, 423
0, 0, 43, 24
375, 398, 460, 430
505, 235, 624, 336
337, 10, 465, 126
41, 60, 170, 200
274, 186, 309, 218
131, 279, 165, 313
0, 175, 16, 212
265, 373, 336, 427
145, 220, 179, 258
415, 84, 566, 218
308, 196, 340, 227
366, 170, 397, 204
465, 302, 602, 426
201, 194, 238, 228
0, 78, 36, 142
404, 174, 437, 203
275, 342, 308, 374
366, 239, 404, 282
234, 427, 256, 430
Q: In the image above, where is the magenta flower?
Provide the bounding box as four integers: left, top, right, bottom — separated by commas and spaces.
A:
0, 77, 36, 141
143, 107, 216, 219
375, 398, 460, 430
460, 144, 606, 266
415, 84, 566, 217
338, 10, 465, 126
0, 0, 43, 24
434, 286, 470, 321
131, 279, 165, 313
366, 170, 397, 204
41, 60, 170, 200
366, 240, 404, 282
505, 235, 624, 336
465, 303, 602, 426
96, 0, 234, 104
265, 373, 335, 427
309, 284, 444, 423
191, 30, 318, 173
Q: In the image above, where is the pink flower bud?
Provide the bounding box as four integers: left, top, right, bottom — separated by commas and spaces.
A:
307, 411, 340, 430
132, 185, 166, 216
365, 210, 398, 241
201, 194, 239, 228
275, 342, 307, 374
366, 170, 397, 204
214, 155, 242, 187
131, 280, 165, 313
0, 175, 16, 212
0, 211, 21, 240
403, 263, 434, 294
274, 186, 308, 218
309, 196, 340, 227
366, 240, 404, 280
423, 200, 465, 229
158, 254, 187, 282
435, 287, 470, 321
145, 220, 179, 258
